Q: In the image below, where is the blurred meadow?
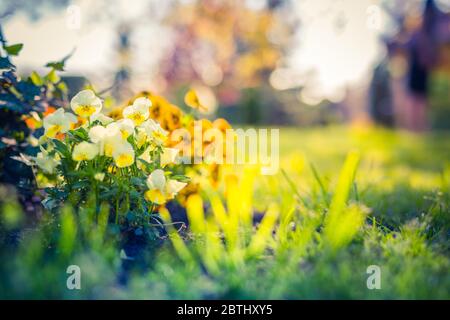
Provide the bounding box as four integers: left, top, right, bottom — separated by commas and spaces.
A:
1, 126, 449, 299
0, 0, 449, 299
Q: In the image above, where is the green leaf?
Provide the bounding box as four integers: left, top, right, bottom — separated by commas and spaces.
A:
130, 177, 146, 187
4, 43, 23, 56
57, 81, 68, 93
71, 180, 90, 189
46, 69, 60, 83
137, 158, 153, 171
310, 162, 329, 206
99, 187, 119, 200
52, 138, 71, 158
58, 206, 77, 256
69, 127, 88, 141
171, 175, 191, 183
281, 169, 308, 207
29, 71, 44, 86
41, 197, 61, 211
45, 48, 75, 71
323, 151, 362, 250
45, 61, 64, 71
129, 190, 141, 201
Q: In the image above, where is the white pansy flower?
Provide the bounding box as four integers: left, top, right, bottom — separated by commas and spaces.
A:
43, 108, 77, 138
70, 89, 102, 118
134, 127, 148, 148
146, 169, 166, 191
112, 141, 135, 168
140, 119, 167, 145
145, 169, 186, 204
88, 125, 109, 143
134, 97, 152, 109
103, 134, 124, 157
88, 125, 122, 157
166, 179, 187, 198
116, 118, 135, 140
160, 147, 179, 166
34, 151, 60, 174
72, 141, 99, 161
123, 97, 151, 125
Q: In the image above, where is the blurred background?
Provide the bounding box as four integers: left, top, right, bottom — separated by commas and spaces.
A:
1, 0, 449, 129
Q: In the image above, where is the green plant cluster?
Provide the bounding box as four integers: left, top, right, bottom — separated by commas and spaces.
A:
0, 26, 69, 198
0, 127, 448, 299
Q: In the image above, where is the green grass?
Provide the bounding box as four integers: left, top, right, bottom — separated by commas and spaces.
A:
277, 126, 449, 225
0, 126, 449, 299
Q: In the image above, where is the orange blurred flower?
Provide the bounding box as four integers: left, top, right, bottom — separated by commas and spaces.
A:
184, 89, 207, 112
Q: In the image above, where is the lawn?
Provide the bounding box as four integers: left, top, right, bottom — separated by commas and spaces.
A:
0, 126, 449, 299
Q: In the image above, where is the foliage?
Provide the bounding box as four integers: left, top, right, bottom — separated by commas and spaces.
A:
0, 25, 68, 202
29, 90, 189, 234
1, 126, 448, 299
109, 90, 233, 203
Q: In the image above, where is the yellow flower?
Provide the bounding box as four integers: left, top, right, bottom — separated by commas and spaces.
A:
184, 89, 207, 111
144, 189, 166, 205
153, 130, 168, 145
116, 118, 135, 140
163, 104, 183, 131
70, 89, 102, 118
112, 142, 135, 168
123, 97, 151, 125
148, 94, 170, 120
139, 119, 168, 145
43, 108, 77, 138
134, 128, 148, 148
107, 107, 124, 121
72, 142, 99, 161
88, 125, 122, 157
213, 118, 232, 133
145, 169, 187, 204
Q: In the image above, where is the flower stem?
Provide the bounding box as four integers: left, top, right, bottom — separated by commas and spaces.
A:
115, 197, 119, 225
